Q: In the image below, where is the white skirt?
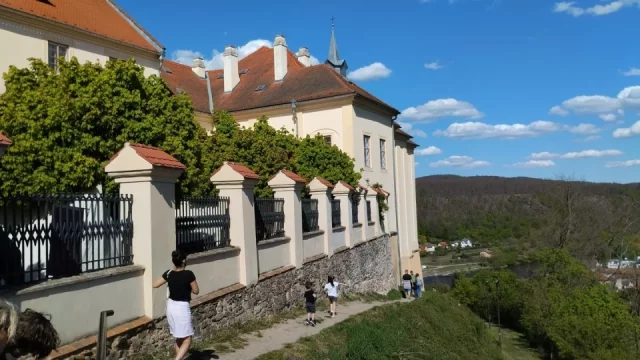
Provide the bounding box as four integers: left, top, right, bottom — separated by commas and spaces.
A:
166, 299, 194, 339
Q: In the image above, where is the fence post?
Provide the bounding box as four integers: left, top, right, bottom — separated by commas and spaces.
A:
105, 143, 184, 319
308, 177, 333, 257
366, 186, 381, 236
210, 162, 260, 286
332, 181, 354, 247
268, 170, 305, 268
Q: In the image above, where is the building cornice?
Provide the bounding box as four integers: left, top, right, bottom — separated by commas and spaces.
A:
229, 94, 356, 119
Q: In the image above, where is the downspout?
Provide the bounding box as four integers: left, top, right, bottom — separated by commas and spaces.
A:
205, 71, 214, 129
390, 115, 403, 284
292, 99, 298, 138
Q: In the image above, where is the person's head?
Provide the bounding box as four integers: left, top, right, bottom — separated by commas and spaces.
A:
172, 249, 187, 268
0, 300, 18, 354
328, 276, 334, 286
410, 270, 414, 274
305, 281, 312, 290
415, 273, 420, 277
5, 309, 59, 359
405, 269, 408, 274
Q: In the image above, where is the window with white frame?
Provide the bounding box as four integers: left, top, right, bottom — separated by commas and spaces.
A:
363, 135, 371, 167
47, 41, 68, 70
380, 139, 387, 169
323, 135, 332, 146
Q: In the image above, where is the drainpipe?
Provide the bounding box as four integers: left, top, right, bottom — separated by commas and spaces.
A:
206, 71, 214, 126
292, 99, 298, 138
390, 115, 403, 284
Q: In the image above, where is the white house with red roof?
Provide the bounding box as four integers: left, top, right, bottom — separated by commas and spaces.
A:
0, 0, 164, 94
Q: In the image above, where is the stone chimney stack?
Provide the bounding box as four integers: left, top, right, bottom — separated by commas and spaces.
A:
273, 34, 288, 82
297, 47, 310, 67
192, 57, 206, 78
223, 45, 240, 92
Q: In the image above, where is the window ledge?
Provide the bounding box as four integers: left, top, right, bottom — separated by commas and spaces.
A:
303, 229, 325, 239
353, 223, 363, 228
257, 236, 291, 247
333, 226, 346, 232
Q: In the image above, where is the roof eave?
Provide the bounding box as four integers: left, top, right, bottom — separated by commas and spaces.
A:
106, 0, 165, 54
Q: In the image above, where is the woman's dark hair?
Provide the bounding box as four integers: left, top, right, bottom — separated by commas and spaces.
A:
172, 249, 187, 267
9, 309, 59, 358
305, 281, 312, 290
328, 276, 334, 286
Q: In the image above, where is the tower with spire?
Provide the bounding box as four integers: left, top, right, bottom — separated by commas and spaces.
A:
325, 17, 348, 76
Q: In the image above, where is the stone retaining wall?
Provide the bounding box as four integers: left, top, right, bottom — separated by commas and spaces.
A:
56, 234, 394, 360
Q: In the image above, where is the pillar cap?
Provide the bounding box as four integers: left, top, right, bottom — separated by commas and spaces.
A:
332, 181, 354, 195
210, 161, 259, 182
268, 169, 306, 188
308, 177, 334, 192
105, 142, 185, 176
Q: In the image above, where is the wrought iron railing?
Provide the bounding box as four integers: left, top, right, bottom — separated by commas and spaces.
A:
175, 196, 230, 254
366, 200, 372, 222
301, 199, 319, 233
255, 198, 285, 241
351, 193, 360, 224
331, 199, 341, 228
0, 194, 133, 288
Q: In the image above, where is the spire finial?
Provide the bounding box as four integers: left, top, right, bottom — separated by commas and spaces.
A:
331, 16, 335, 27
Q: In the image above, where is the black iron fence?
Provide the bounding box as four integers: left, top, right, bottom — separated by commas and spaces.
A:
331, 199, 341, 228
301, 199, 319, 233
0, 194, 133, 288
255, 198, 285, 241
351, 193, 360, 224
366, 200, 372, 222
175, 196, 230, 254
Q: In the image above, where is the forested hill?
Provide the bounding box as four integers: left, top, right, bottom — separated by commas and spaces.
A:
415, 175, 640, 257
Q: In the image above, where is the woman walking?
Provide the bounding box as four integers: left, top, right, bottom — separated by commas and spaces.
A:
153, 250, 199, 360
324, 276, 341, 318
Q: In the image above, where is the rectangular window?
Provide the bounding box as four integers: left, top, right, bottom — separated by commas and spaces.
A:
108, 56, 118, 62
380, 139, 387, 169
48, 41, 68, 70
323, 135, 332, 147
363, 135, 371, 167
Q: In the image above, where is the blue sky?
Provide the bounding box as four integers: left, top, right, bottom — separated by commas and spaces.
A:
119, 0, 640, 183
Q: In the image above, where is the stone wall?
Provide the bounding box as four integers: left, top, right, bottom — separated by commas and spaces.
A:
57, 234, 394, 360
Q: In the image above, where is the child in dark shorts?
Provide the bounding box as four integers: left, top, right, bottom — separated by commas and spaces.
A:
304, 281, 316, 326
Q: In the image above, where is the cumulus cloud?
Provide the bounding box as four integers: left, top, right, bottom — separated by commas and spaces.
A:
400, 99, 484, 123
549, 86, 640, 121
397, 122, 427, 138
530, 149, 623, 159
599, 113, 619, 122
347, 63, 392, 81
424, 62, 443, 70
171, 39, 320, 70
415, 146, 442, 156
549, 106, 569, 116
434, 120, 560, 139
553, 1, 636, 17
429, 155, 490, 169
566, 123, 600, 135
512, 160, 556, 168
578, 135, 602, 142
613, 120, 640, 138
624, 68, 640, 76
605, 159, 640, 168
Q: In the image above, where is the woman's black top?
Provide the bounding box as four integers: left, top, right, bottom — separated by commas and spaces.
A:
162, 269, 195, 302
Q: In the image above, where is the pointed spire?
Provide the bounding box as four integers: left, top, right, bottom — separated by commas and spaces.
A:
325, 17, 348, 76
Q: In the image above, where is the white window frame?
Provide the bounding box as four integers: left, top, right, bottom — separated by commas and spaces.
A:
323, 135, 332, 147
47, 41, 69, 70
379, 138, 387, 170
363, 134, 371, 168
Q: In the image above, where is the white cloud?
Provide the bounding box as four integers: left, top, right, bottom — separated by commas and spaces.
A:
605, 159, 640, 168
549, 105, 569, 116
415, 161, 420, 166
613, 120, 640, 138
549, 86, 640, 121
512, 160, 556, 168
415, 146, 442, 156
530, 149, 623, 159
424, 62, 443, 70
624, 68, 640, 76
567, 123, 600, 135
553, 1, 637, 17
580, 135, 602, 142
397, 122, 427, 138
347, 62, 392, 81
434, 120, 560, 139
599, 113, 619, 122
400, 99, 484, 123
429, 155, 490, 169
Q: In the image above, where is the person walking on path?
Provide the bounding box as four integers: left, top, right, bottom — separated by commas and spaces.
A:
153, 250, 200, 360
402, 270, 412, 298
324, 276, 341, 318
303, 281, 316, 326
410, 271, 416, 297
414, 273, 423, 298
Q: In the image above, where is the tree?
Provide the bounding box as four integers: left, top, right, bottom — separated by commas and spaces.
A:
0, 58, 214, 197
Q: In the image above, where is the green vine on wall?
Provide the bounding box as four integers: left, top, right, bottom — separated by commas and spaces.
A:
371, 182, 389, 221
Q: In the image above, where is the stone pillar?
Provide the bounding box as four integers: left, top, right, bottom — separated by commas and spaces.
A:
332, 181, 354, 247
309, 177, 334, 256
367, 186, 382, 236
210, 161, 260, 286
105, 142, 184, 319
268, 169, 305, 268
357, 186, 367, 241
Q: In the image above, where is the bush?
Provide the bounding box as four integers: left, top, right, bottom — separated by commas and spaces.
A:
386, 289, 403, 300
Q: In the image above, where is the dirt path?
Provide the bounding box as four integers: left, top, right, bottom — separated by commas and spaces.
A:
212, 299, 404, 360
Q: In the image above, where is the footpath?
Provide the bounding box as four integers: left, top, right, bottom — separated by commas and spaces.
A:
210, 299, 404, 360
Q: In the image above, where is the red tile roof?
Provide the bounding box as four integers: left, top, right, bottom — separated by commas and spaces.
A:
337, 181, 355, 191
278, 169, 306, 183
311, 177, 334, 188
0, 0, 161, 53
128, 143, 185, 169
160, 47, 399, 115
212, 161, 259, 180
0, 132, 11, 145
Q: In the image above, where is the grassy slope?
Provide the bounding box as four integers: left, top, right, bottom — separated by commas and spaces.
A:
258, 292, 503, 360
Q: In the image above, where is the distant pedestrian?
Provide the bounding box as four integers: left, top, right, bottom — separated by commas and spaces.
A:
153, 250, 199, 360
324, 276, 341, 318
304, 281, 316, 326
414, 274, 423, 298
2, 307, 59, 360
402, 270, 412, 298
410, 271, 416, 297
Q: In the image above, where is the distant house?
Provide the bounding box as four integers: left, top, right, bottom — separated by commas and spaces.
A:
438, 241, 448, 248
460, 238, 473, 248
607, 259, 636, 269
425, 243, 435, 253
480, 249, 493, 259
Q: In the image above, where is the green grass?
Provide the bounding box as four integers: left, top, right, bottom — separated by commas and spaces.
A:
257, 292, 503, 360
488, 326, 543, 360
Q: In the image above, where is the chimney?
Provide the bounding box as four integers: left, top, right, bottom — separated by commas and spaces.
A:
192, 57, 206, 78
297, 47, 310, 67
273, 34, 287, 82
223, 45, 240, 92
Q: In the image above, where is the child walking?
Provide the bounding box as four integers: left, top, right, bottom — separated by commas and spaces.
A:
304, 281, 316, 326
324, 276, 340, 318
